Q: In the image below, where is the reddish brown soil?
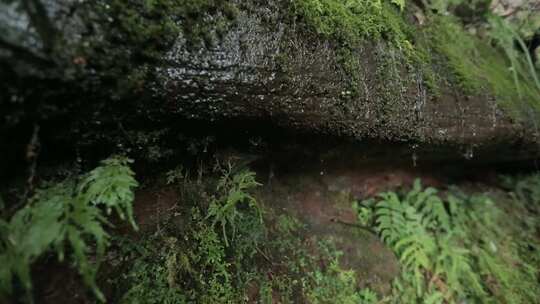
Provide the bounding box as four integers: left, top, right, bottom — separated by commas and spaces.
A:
130, 186, 180, 233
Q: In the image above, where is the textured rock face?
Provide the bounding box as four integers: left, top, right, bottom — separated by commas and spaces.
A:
154, 2, 536, 154
0, 0, 539, 164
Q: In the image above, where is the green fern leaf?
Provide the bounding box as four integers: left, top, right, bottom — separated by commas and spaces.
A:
0, 156, 138, 300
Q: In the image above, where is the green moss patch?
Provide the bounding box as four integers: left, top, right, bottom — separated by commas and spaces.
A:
426, 16, 540, 123
290, 0, 412, 97
290, 0, 540, 123
289, 0, 439, 97
291, 0, 409, 46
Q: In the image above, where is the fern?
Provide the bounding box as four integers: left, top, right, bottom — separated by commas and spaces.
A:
374, 192, 408, 245
435, 234, 485, 299
78, 157, 139, 230
368, 179, 487, 301
206, 164, 261, 247
362, 177, 540, 303
0, 156, 138, 301
374, 186, 439, 296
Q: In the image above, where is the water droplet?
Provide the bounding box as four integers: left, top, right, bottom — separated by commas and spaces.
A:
411, 144, 419, 167
463, 146, 474, 160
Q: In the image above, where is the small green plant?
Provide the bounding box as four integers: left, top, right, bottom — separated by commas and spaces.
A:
0, 156, 138, 301
306, 257, 362, 304
206, 163, 262, 246
358, 288, 379, 303
305, 242, 360, 304
166, 165, 189, 185
352, 200, 373, 226
303, 240, 380, 304
118, 237, 187, 304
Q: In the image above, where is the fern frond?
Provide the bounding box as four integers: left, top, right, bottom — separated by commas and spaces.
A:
0, 156, 138, 300
207, 168, 261, 247
79, 156, 139, 230
436, 235, 485, 299
375, 192, 408, 245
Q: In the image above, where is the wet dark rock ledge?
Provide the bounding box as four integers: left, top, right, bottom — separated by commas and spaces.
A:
0, 0, 538, 170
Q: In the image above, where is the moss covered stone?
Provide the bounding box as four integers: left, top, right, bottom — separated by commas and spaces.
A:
290, 0, 539, 125
2, 0, 539, 169
427, 16, 540, 123
289, 0, 437, 98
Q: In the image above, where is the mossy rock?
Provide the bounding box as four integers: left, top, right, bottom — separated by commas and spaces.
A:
1, 0, 539, 168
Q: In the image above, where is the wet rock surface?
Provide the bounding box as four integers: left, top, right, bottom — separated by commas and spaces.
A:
1, 0, 539, 166
155, 1, 537, 149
